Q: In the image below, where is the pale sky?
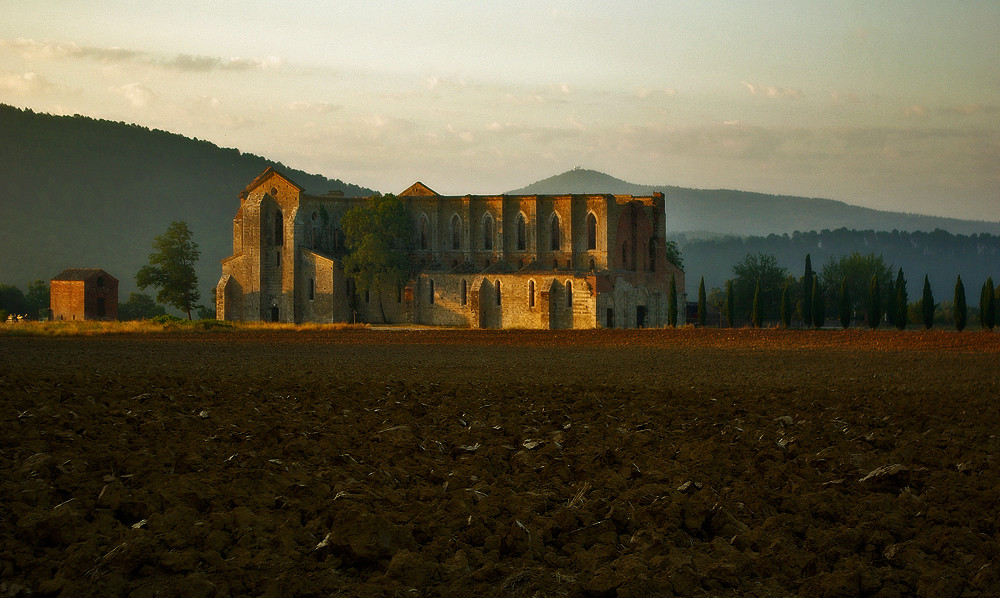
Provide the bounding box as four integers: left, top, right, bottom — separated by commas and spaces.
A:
2, 1, 998, 221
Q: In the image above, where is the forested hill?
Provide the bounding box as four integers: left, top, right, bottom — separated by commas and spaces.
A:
511, 169, 1000, 238
674, 228, 1000, 301
0, 104, 375, 302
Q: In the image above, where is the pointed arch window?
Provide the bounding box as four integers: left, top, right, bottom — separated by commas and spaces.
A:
273, 209, 283, 247
587, 213, 597, 250
482, 213, 494, 250
528, 280, 535, 308
566, 280, 573, 306
451, 214, 462, 250
549, 214, 561, 251
429, 279, 435, 304
495, 280, 502, 306
419, 214, 429, 250
516, 213, 527, 251
461, 279, 468, 305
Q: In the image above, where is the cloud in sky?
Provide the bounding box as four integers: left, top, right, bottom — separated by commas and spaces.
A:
2, 3, 998, 221
112, 82, 157, 108
1, 38, 282, 73
741, 81, 802, 99
0, 71, 55, 94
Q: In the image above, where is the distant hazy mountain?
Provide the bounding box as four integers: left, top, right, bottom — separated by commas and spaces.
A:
509, 168, 1000, 237
0, 104, 375, 306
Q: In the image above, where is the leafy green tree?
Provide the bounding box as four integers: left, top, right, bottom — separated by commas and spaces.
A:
921, 275, 934, 329
25, 279, 49, 318
894, 268, 908, 330
780, 281, 791, 328
732, 252, 788, 322
954, 276, 967, 331
811, 278, 825, 328
342, 194, 412, 323
868, 275, 881, 329
664, 240, 684, 270
725, 280, 735, 328
803, 254, 814, 328
839, 278, 851, 329
707, 286, 725, 328
697, 277, 707, 327
0, 284, 29, 317
136, 221, 201, 320
668, 273, 678, 327
820, 252, 893, 317
118, 292, 167, 320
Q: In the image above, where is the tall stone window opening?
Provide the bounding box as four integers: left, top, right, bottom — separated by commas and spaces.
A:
516, 213, 527, 251
495, 280, 502, 306
451, 214, 462, 250
429, 279, 435, 305
566, 280, 573, 306
461, 279, 468, 305
586, 213, 597, 250
273, 209, 283, 246
419, 214, 430, 250
550, 214, 561, 251
528, 280, 535, 308
482, 213, 494, 250
309, 278, 315, 300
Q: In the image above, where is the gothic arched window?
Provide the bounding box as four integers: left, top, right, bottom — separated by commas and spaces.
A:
419, 214, 429, 250
451, 214, 462, 250
273, 209, 283, 247
586, 213, 597, 251
482, 213, 494, 250
550, 214, 561, 251
516, 213, 527, 251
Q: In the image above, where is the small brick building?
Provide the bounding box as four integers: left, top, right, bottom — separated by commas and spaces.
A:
50, 269, 119, 321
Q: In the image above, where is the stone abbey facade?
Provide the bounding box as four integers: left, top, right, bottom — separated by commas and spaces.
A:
217, 168, 684, 328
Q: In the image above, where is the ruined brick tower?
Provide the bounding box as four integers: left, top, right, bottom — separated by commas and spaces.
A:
218, 168, 684, 328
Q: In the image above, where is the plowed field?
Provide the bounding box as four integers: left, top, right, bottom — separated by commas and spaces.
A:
2, 329, 998, 596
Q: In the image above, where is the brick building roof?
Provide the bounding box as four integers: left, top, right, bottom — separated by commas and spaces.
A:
51, 268, 117, 282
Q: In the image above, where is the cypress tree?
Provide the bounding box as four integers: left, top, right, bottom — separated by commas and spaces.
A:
921, 275, 934, 329
811, 278, 824, 328
885, 280, 899, 326
954, 275, 966, 331
780, 281, 791, 328
983, 277, 996, 330
989, 278, 997, 330
697, 276, 706, 327
725, 280, 735, 328
751, 279, 762, 328
803, 254, 814, 328
895, 268, 908, 330
668, 273, 678, 328
868, 275, 881, 329
839, 278, 851, 329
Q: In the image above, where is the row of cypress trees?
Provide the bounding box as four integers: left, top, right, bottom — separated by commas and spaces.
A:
696, 254, 997, 330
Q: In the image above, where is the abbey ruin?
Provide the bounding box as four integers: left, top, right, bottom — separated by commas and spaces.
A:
216, 168, 684, 328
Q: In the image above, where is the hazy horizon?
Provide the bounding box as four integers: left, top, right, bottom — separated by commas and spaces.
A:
2, 1, 997, 221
